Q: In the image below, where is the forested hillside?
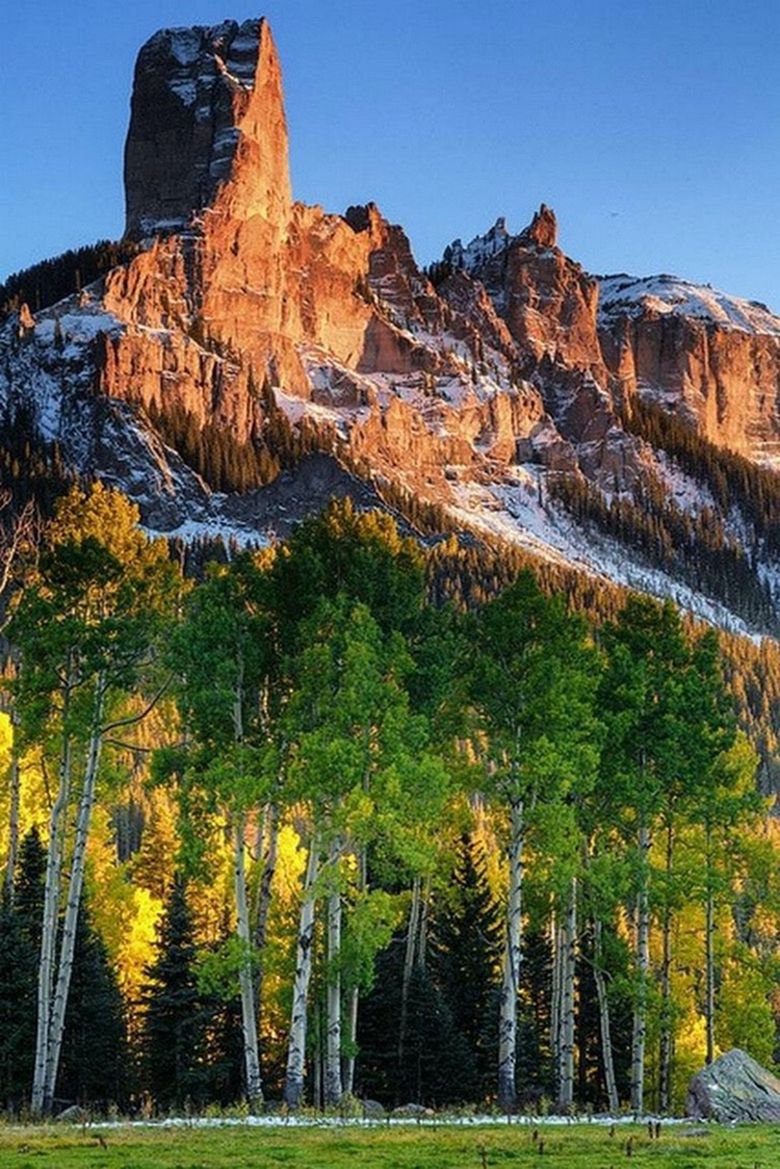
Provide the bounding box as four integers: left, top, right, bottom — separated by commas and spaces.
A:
0, 487, 777, 1119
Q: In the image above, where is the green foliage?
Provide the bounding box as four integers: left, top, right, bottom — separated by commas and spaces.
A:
470, 569, 601, 806
270, 498, 426, 642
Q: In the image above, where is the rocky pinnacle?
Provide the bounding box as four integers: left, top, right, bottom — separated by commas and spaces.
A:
123, 18, 291, 240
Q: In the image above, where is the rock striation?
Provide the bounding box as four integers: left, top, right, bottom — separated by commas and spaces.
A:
687, 1048, 780, 1122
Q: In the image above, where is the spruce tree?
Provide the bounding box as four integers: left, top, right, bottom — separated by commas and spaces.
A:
431, 836, 502, 1095
0, 899, 36, 1108
358, 934, 479, 1106
140, 877, 209, 1112
0, 830, 45, 1109
57, 904, 128, 1111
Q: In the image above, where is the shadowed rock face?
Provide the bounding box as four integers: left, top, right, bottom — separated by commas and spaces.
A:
687, 1048, 780, 1122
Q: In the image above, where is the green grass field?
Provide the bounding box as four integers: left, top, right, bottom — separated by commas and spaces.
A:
1, 1121, 779, 1169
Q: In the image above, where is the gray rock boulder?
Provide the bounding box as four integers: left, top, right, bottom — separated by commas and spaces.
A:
361, 1098, 386, 1119
687, 1048, 780, 1122
54, 1104, 89, 1123
392, 1102, 435, 1118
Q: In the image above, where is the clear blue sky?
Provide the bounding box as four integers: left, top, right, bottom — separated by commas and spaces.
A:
2, 1, 779, 310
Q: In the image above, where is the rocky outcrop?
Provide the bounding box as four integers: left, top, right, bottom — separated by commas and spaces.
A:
687, 1048, 780, 1122
7, 12, 780, 644
445, 208, 606, 375
599, 275, 780, 460
124, 18, 291, 239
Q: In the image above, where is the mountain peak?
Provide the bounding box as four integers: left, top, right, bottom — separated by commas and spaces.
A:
124, 16, 291, 240
444, 216, 512, 273
443, 205, 558, 275
520, 203, 557, 248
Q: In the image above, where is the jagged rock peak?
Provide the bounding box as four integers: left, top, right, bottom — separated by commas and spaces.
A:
443, 205, 558, 275
519, 203, 557, 248
444, 217, 511, 273
124, 16, 291, 240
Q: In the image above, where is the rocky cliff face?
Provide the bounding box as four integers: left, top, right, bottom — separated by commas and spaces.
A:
124, 18, 291, 240
599, 275, 780, 462
3, 16, 780, 636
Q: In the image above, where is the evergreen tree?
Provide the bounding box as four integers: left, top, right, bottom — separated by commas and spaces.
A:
140, 877, 209, 1111
357, 934, 478, 1106
57, 904, 128, 1111
0, 829, 45, 1109
430, 836, 502, 1094
0, 900, 36, 1109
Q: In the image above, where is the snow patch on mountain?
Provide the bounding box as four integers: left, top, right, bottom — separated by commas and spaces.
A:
444, 218, 512, 274
599, 275, 780, 336
449, 467, 761, 638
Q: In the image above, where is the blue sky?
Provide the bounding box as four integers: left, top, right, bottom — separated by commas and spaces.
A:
2, 1, 779, 310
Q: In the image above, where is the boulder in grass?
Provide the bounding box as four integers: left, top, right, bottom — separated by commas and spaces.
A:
392, 1102, 435, 1118
55, 1104, 89, 1123
361, 1099, 386, 1119
687, 1048, 780, 1122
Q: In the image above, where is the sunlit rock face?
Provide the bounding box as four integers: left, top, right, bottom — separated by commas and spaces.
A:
598, 275, 780, 462
6, 14, 780, 639
124, 18, 291, 240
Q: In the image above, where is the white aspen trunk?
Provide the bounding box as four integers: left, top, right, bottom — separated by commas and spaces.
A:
342, 845, 367, 1097
558, 876, 577, 1113
230, 651, 262, 1106
253, 801, 279, 1018
283, 836, 319, 1108
705, 821, 715, 1066
397, 876, 421, 1075
234, 812, 263, 1107
550, 910, 562, 1098
630, 820, 651, 1115
343, 987, 359, 1096
498, 796, 523, 1113
43, 679, 105, 1113
592, 916, 620, 1114
324, 838, 342, 1107
419, 876, 431, 970
31, 679, 74, 1116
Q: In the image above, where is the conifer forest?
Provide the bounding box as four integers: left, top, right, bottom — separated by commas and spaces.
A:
0, 484, 777, 1120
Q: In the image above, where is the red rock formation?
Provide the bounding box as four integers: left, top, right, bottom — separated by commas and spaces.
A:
598, 276, 780, 459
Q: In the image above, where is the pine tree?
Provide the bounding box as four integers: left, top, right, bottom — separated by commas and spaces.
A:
140, 877, 209, 1111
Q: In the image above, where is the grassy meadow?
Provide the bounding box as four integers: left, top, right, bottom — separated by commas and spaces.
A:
1, 1121, 779, 1169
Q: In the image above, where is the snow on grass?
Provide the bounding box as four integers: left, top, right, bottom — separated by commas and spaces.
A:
86, 1110, 688, 1131
599, 275, 780, 336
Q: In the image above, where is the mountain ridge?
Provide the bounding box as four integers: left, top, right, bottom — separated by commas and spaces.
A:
1, 16, 780, 640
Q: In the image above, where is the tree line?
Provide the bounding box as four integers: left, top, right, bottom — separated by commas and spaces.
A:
0, 487, 776, 1119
